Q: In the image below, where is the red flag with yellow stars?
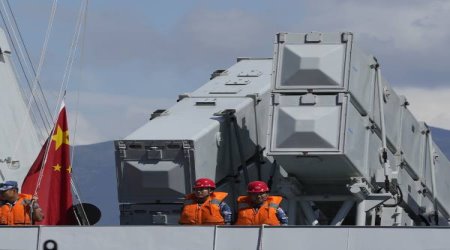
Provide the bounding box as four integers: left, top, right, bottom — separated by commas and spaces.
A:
22, 102, 73, 225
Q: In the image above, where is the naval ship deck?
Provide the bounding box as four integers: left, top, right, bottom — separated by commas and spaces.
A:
3, 225, 450, 250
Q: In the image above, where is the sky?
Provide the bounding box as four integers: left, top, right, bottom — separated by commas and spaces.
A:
3, 0, 450, 145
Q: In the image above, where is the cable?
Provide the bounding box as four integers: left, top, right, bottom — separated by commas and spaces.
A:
2, 0, 91, 225
1, 1, 52, 128
71, 178, 90, 225
52, 0, 87, 117
0, 1, 52, 134
70, 0, 89, 165
35, 0, 89, 196
8, 51, 47, 142
55, 0, 88, 217
69, 0, 91, 221
384, 185, 403, 207
8, 0, 59, 160
6, 0, 54, 124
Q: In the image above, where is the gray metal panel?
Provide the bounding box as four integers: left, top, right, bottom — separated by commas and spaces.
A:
269, 93, 402, 186
190, 59, 272, 98
365, 129, 383, 179
38, 226, 215, 250
215, 227, 260, 250
119, 159, 187, 200
348, 46, 376, 116
123, 97, 258, 187
0, 227, 39, 249
280, 32, 350, 45
119, 94, 265, 204
398, 167, 423, 216
276, 44, 346, 88
120, 204, 182, 225
347, 227, 450, 250
432, 141, 450, 214
422, 134, 433, 190
4, 225, 450, 250
269, 94, 345, 153
268, 94, 391, 183
272, 32, 352, 93
274, 105, 341, 150
19, 226, 450, 250
400, 108, 425, 180
371, 78, 402, 153
263, 227, 349, 250
275, 154, 360, 184
126, 97, 253, 141
115, 140, 194, 203
344, 99, 371, 177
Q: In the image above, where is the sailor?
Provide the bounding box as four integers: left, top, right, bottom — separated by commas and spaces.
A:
179, 178, 232, 225
0, 181, 44, 225
235, 181, 288, 226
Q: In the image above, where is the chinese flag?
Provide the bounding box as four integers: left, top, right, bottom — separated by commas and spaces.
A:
22, 102, 73, 225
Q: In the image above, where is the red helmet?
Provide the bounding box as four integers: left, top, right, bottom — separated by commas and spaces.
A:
247, 181, 269, 193
193, 178, 216, 189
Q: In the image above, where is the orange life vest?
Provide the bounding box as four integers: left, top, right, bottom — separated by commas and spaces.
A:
0, 193, 33, 225
179, 192, 228, 225
235, 195, 282, 226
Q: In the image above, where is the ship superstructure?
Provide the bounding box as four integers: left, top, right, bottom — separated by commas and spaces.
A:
116, 32, 450, 227
0, 29, 41, 187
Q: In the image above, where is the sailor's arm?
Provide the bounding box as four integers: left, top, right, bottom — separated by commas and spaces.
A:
31, 195, 44, 222
219, 202, 232, 225
276, 207, 288, 226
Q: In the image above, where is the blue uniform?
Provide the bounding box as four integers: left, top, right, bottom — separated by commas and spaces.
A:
275, 207, 289, 225
219, 202, 232, 224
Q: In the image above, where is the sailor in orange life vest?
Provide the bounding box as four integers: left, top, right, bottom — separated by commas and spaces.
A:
0, 181, 44, 225
179, 178, 232, 225
235, 181, 288, 226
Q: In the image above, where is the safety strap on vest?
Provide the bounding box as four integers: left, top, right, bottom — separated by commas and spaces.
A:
208, 192, 227, 206
210, 199, 221, 205
268, 202, 279, 209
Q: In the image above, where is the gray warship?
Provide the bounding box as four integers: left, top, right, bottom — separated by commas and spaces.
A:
2, 29, 450, 249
